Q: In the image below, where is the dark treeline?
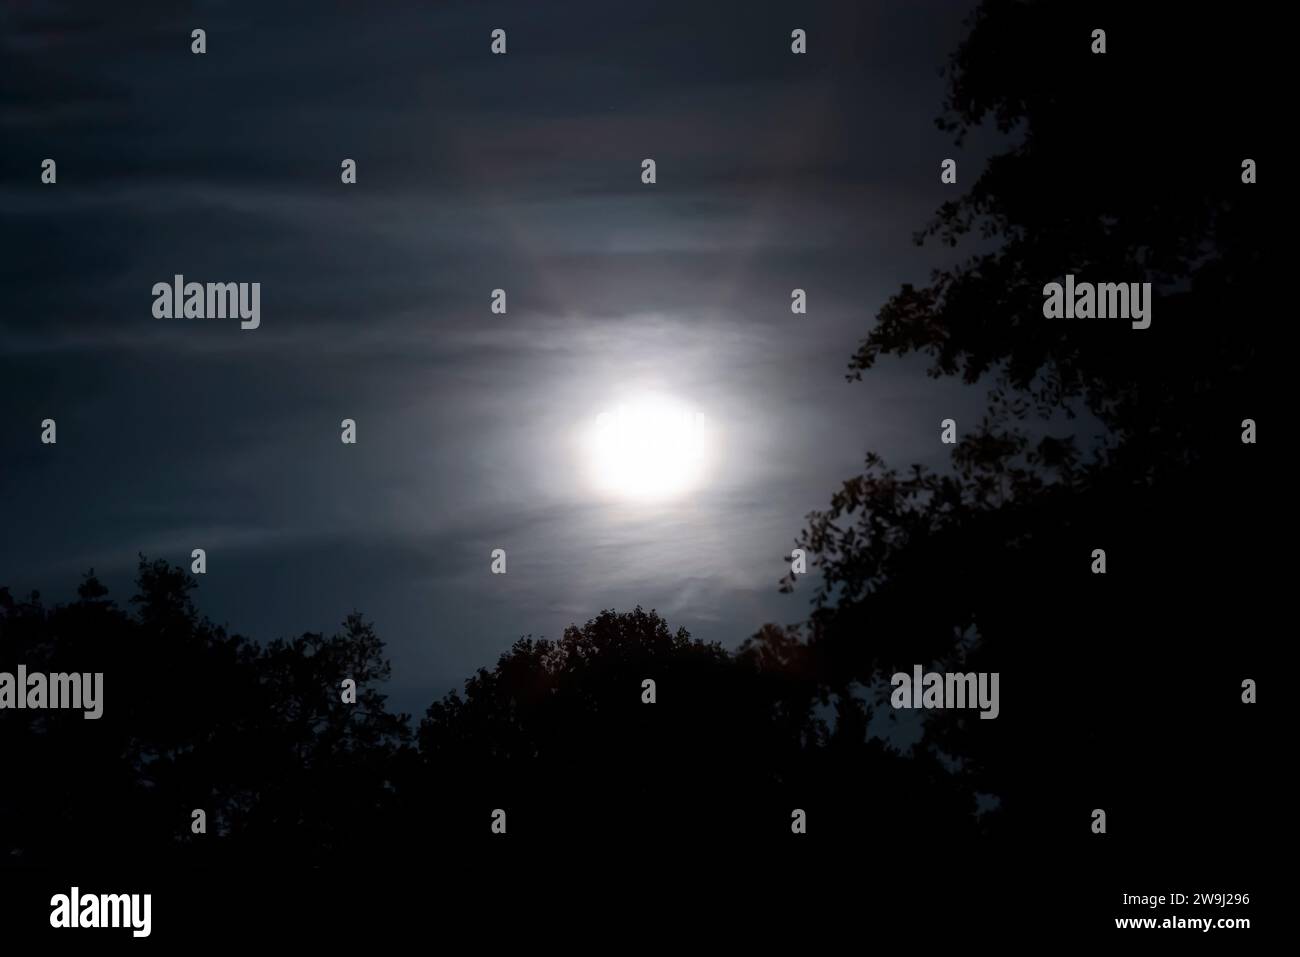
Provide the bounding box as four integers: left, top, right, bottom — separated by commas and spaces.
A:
1, 564, 976, 865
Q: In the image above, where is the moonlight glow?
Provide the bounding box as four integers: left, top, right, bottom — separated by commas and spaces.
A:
583, 395, 712, 502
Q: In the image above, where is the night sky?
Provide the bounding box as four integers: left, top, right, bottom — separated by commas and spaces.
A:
2, 0, 1000, 717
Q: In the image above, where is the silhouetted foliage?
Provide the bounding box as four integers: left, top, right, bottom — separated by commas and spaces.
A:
787, 0, 1276, 855
2, 567, 982, 865
409, 607, 975, 844
0, 558, 410, 868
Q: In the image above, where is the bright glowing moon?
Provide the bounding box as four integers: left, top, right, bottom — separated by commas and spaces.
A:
582, 394, 712, 502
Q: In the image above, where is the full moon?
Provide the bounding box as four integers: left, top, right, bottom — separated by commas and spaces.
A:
582, 394, 713, 502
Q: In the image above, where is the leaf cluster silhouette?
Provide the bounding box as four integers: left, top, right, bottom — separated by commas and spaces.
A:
784, 0, 1276, 855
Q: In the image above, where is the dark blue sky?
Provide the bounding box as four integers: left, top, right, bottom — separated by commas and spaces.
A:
1, 0, 1001, 717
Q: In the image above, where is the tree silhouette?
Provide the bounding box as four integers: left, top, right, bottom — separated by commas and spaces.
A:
786, 0, 1275, 861
407, 607, 977, 846
1, 558, 409, 868
4, 566, 985, 866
